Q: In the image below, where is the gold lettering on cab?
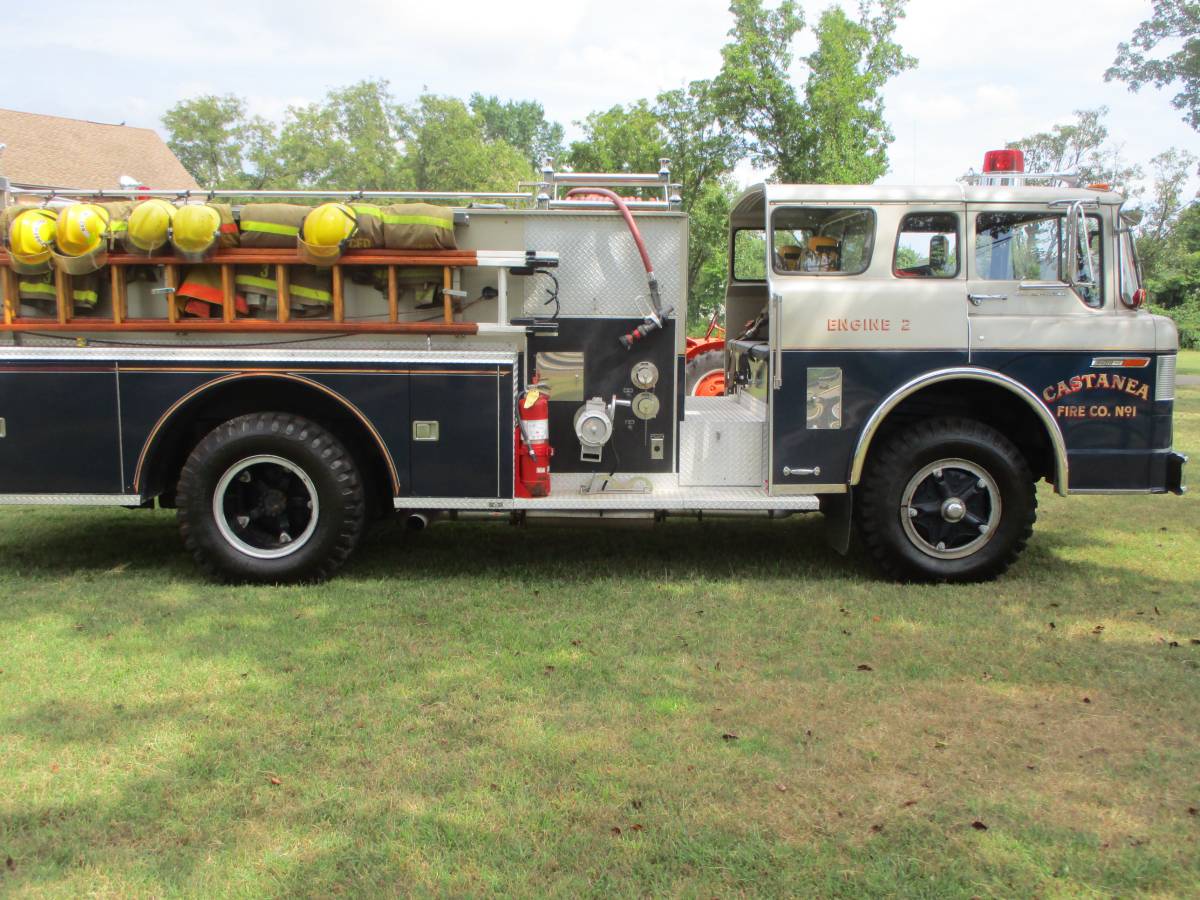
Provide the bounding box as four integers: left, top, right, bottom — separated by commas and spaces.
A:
826, 318, 911, 332
1042, 373, 1150, 403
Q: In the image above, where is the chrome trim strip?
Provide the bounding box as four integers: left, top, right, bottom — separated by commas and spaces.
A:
0, 347, 519, 365
1091, 356, 1150, 368
0, 493, 142, 505
1156, 354, 1176, 401
849, 367, 1070, 497
772, 483, 847, 495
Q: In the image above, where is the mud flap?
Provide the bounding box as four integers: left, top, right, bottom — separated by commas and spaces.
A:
820, 491, 853, 556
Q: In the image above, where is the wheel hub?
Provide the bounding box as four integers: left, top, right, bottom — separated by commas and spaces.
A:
900, 459, 1001, 560
213, 455, 320, 559
941, 497, 966, 522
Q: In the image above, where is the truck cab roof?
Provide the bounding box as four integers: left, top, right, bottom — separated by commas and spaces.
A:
732, 182, 1125, 227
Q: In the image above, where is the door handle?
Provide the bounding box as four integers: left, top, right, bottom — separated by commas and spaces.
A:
968, 293, 1008, 306
771, 292, 782, 390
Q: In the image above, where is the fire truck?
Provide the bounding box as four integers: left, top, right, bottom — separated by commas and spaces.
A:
0, 152, 1186, 583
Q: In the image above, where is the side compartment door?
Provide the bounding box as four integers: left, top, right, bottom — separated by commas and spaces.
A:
0, 363, 124, 495
407, 364, 514, 499
767, 202, 969, 492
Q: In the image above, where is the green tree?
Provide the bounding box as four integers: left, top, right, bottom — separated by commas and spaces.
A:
162, 94, 277, 187
1006, 107, 1142, 187
1143, 147, 1198, 243
275, 80, 409, 189
1146, 202, 1200, 347
712, 0, 807, 179
1137, 149, 1199, 349
713, 0, 915, 183
567, 83, 742, 327
801, 1, 917, 184
403, 94, 532, 192
567, 100, 664, 175
687, 179, 741, 329
1106, 0, 1200, 131
469, 94, 564, 169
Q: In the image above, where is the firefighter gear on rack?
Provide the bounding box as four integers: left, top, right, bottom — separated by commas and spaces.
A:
380, 203, 456, 250
52, 203, 110, 275
17, 271, 101, 312
235, 265, 333, 316
176, 265, 249, 318
239, 204, 309, 249
125, 199, 175, 253
6, 208, 58, 274
298, 202, 357, 266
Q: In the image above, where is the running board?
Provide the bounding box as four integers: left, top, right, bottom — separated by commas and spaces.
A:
397, 474, 819, 512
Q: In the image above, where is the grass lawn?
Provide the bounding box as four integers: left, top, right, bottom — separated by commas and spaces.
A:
1, 391, 1198, 898
1177, 349, 1200, 377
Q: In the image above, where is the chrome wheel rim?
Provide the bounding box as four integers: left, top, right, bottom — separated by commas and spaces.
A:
213, 455, 319, 559
900, 458, 1000, 560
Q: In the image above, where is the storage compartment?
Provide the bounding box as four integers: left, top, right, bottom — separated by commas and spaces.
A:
679, 395, 766, 487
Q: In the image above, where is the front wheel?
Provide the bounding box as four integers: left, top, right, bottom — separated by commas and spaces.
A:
176, 413, 366, 583
855, 418, 1036, 582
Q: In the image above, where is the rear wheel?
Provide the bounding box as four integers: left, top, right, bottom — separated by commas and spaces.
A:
686, 349, 726, 396
176, 413, 365, 583
855, 418, 1036, 582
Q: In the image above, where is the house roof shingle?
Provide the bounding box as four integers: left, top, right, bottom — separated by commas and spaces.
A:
0, 107, 199, 190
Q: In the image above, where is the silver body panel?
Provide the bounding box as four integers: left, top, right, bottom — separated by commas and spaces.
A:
679, 396, 766, 487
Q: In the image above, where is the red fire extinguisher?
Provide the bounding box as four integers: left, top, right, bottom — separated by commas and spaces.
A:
516, 384, 552, 498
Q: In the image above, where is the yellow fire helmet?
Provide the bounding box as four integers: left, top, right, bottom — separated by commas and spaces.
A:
170, 204, 222, 260
298, 202, 357, 266
7, 208, 58, 273
52, 203, 111, 274
125, 198, 176, 254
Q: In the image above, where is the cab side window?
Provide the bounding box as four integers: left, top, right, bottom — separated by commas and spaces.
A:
771, 207, 875, 275
894, 213, 959, 277
974, 211, 1103, 306
732, 229, 767, 281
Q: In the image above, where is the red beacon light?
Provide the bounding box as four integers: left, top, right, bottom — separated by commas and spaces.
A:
982, 149, 1025, 174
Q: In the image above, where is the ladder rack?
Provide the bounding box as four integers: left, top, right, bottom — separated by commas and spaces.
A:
0, 248, 553, 335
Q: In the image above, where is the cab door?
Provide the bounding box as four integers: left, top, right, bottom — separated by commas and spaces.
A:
965, 203, 1120, 355
965, 202, 1161, 489
767, 202, 969, 492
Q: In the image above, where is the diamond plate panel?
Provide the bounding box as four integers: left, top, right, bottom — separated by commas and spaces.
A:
0, 494, 142, 505
397, 474, 818, 511
679, 396, 767, 486
523, 215, 686, 318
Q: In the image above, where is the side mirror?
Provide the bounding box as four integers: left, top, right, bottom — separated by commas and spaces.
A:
1120, 205, 1144, 227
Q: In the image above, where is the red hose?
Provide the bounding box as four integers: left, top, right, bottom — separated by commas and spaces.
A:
564, 187, 654, 276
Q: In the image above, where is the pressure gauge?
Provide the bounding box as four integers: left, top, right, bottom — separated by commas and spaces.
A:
631, 360, 659, 390
632, 391, 660, 420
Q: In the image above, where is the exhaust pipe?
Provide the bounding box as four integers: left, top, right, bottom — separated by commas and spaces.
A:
406, 512, 437, 531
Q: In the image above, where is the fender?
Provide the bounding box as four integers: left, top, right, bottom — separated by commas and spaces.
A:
133, 371, 400, 494
848, 366, 1070, 497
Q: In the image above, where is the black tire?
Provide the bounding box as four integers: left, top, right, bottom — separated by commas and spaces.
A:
685, 349, 725, 395
176, 413, 365, 583
855, 417, 1036, 583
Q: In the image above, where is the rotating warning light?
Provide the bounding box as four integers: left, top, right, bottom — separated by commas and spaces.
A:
982, 149, 1025, 174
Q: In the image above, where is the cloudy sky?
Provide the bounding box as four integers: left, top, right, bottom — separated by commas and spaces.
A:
1, 0, 1195, 190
